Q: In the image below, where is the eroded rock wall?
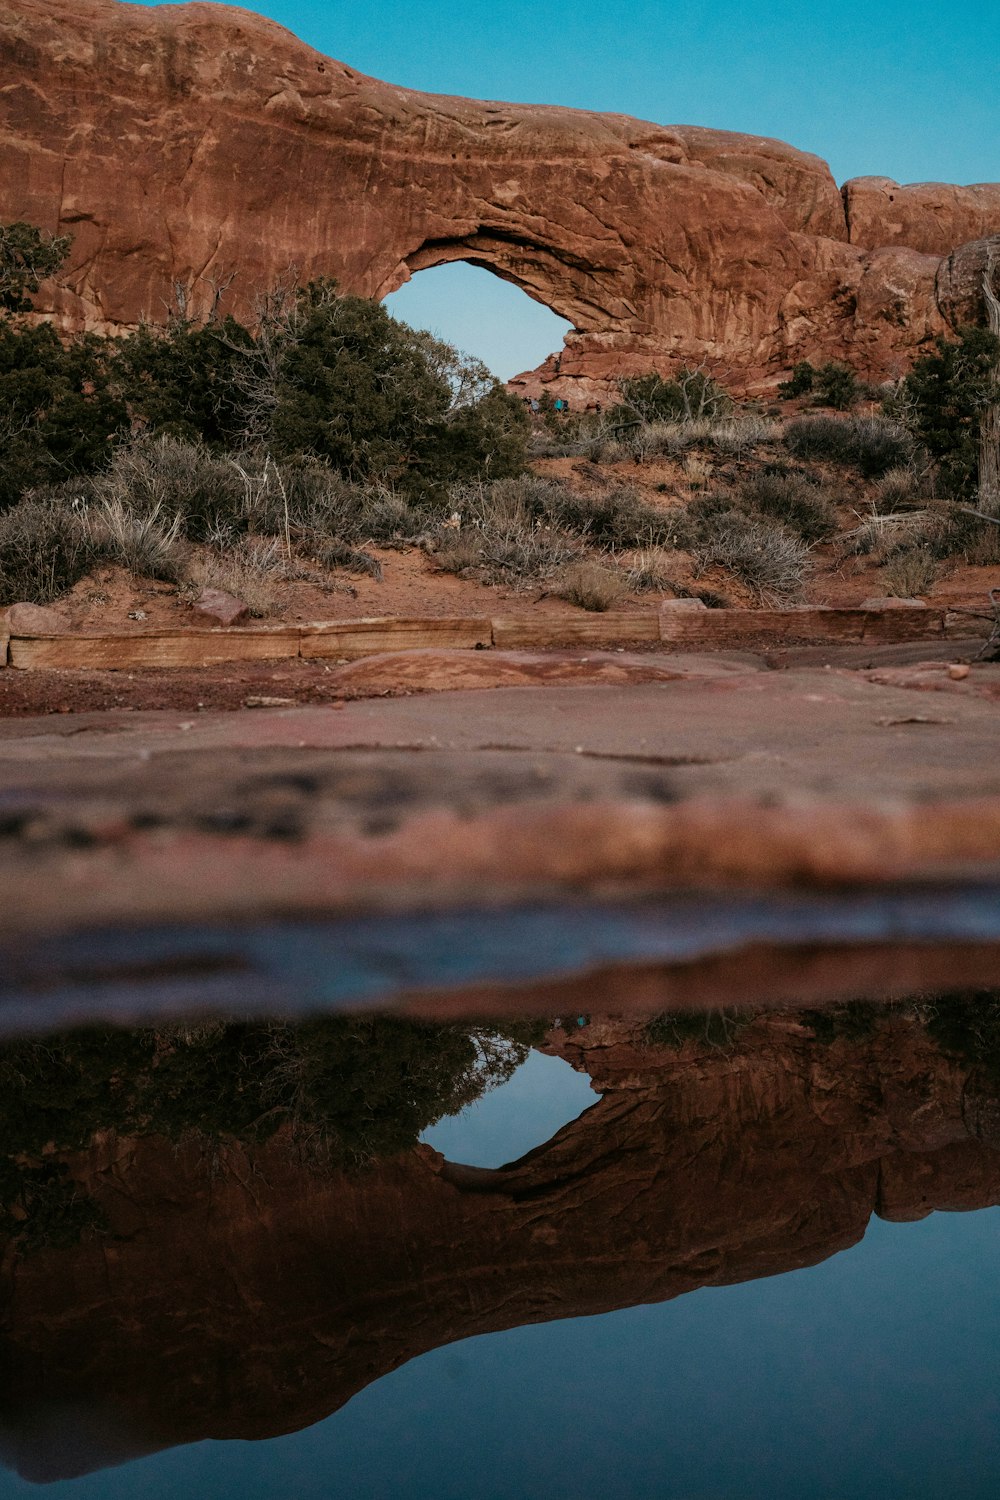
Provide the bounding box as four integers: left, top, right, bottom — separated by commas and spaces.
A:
1, 1, 999, 395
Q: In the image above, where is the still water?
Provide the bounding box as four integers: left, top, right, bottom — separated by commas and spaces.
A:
0, 998, 997, 1497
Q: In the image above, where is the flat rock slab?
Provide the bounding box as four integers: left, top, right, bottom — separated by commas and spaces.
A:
327, 648, 753, 695
2, 670, 1000, 955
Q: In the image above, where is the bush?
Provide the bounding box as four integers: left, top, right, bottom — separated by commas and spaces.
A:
882, 546, 938, 598
612, 368, 733, 425
785, 414, 913, 477
779, 361, 816, 399
0, 321, 125, 510
490, 474, 676, 550
813, 361, 862, 410
736, 470, 839, 542
902, 326, 1000, 499
871, 466, 923, 514
89, 498, 186, 582
0, 496, 105, 605
94, 437, 245, 541
555, 559, 628, 611
691, 509, 811, 602
185, 538, 287, 617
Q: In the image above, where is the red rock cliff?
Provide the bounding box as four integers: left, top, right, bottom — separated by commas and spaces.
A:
0, 0, 998, 395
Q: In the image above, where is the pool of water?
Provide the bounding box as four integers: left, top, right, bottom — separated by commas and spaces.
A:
0, 991, 997, 1497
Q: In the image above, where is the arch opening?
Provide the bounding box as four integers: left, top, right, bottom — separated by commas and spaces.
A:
384, 261, 573, 385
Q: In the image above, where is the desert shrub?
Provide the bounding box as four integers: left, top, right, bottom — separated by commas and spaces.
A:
95, 437, 245, 540
0, 320, 126, 510
613, 368, 733, 425
737, 470, 838, 542
89, 498, 186, 582
626, 546, 681, 593
186, 537, 288, 617
437, 484, 581, 587
311, 539, 383, 580
813, 361, 862, 410
881, 545, 938, 597
555, 559, 628, 611
901, 327, 1000, 500
841, 507, 931, 563
779, 361, 817, 399
707, 415, 777, 456
691, 509, 811, 602
483, 473, 677, 550
0, 495, 107, 605
785, 414, 913, 477
871, 466, 923, 514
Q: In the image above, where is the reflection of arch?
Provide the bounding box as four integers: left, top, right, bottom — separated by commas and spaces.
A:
3, 1010, 1000, 1479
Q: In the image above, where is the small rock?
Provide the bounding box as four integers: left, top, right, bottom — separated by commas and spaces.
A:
244, 695, 296, 708
3, 601, 68, 635
948, 663, 971, 680
192, 589, 249, 627
127, 609, 148, 621
660, 597, 708, 611
860, 596, 928, 609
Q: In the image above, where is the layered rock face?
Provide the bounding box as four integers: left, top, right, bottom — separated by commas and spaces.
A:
1, 1009, 999, 1479
0, 0, 999, 396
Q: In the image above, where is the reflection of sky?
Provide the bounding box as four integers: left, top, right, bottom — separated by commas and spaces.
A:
420, 1048, 597, 1167
8, 1207, 998, 1499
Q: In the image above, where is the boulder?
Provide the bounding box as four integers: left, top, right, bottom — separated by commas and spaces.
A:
191, 589, 249, 628
2, 602, 68, 635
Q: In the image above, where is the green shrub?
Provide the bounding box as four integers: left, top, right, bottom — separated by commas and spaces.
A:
613, 368, 733, 425
0, 320, 125, 510
0, 221, 72, 313
778, 361, 816, 398
901, 326, 1000, 499
813, 361, 862, 410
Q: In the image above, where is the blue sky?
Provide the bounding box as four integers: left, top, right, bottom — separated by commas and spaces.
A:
134, 1, 1000, 376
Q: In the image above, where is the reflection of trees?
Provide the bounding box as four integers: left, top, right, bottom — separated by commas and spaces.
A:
0, 1016, 540, 1250
1, 999, 1000, 1481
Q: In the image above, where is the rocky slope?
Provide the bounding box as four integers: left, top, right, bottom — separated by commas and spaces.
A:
1, 1, 999, 396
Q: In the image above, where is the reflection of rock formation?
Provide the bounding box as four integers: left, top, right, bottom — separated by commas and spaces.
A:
2, 2, 999, 393
2, 1008, 1000, 1480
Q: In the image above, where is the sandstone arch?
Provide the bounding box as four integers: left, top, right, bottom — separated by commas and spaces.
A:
1, 1, 1000, 399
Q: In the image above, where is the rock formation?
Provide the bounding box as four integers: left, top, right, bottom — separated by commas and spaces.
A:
1, 1, 999, 397
1, 1007, 999, 1479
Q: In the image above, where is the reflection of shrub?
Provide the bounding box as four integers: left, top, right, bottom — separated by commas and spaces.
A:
0, 1016, 542, 1250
